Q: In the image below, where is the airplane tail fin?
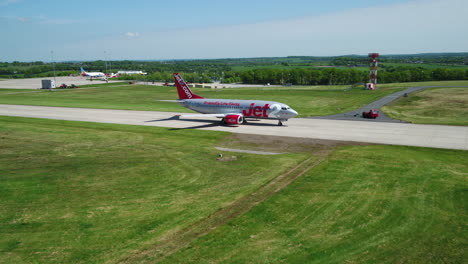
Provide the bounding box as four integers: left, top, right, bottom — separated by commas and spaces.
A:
173, 73, 204, 100
80, 67, 87, 76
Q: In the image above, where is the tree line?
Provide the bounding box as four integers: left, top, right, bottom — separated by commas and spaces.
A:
1, 54, 467, 85
120, 66, 468, 85
0, 60, 229, 79
223, 67, 468, 85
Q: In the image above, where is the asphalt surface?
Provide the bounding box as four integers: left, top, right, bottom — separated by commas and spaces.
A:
0, 76, 277, 90
1, 104, 467, 150
0, 76, 123, 89
309, 86, 468, 122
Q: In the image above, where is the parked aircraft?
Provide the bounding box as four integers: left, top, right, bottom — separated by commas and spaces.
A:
80, 67, 105, 77
106, 72, 118, 78
117, 70, 147, 75
173, 73, 298, 126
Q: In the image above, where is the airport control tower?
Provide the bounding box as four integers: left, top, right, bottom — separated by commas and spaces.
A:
367, 53, 379, 90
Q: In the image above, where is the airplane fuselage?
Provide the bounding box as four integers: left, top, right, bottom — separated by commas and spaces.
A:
178, 98, 298, 121
172, 72, 298, 125
80, 67, 105, 77
82, 72, 104, 77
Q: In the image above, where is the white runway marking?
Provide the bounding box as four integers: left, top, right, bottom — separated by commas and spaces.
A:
1, 104, 467, 150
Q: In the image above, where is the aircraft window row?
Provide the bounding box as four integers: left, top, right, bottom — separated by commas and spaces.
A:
198, 105, 243, 109
195, 104, 287, 110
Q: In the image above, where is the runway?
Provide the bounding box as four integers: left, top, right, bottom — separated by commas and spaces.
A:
1, 104, 467, 150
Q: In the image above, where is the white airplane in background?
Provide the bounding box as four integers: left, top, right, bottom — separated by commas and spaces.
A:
80, 67, 105, 78
173, 73, 298, 126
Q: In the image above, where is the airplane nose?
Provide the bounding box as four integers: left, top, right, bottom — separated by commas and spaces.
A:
290, 109, 298, 117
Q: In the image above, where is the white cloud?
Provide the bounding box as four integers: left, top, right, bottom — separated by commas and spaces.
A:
124, 32, 140, 38
16, 16, 28, 23
39, 18, 78, 25
34, 14, 79, 24
1, 15, 78, 25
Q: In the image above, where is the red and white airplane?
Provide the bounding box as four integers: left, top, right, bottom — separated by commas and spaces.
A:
174, 73, 298, 126
80, 67, 105, 78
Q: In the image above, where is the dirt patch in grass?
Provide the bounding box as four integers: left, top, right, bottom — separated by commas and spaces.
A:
220, 133, 370, 154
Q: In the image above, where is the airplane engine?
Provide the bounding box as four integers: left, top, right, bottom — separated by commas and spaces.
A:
224, 114, 243, 125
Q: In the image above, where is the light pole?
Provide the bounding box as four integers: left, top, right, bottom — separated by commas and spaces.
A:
104, 51, 108, 73
51, 50, 56, 85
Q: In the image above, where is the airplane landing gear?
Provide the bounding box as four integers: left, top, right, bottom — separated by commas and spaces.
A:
278, 120, 283, 126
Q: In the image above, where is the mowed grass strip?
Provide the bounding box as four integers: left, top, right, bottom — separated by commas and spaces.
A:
0, 116, 308, 264
161, 145, 468, 264
382, 87, 468, 126
1, 80, 468, 117
0, 84, 185, 113
117, 154, 329, 263
0, 81, 406, 117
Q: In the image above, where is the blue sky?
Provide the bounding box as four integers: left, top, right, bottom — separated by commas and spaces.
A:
1, 0, 467, 61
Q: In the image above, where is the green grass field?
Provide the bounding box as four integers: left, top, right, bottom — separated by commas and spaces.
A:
1, 75, 467, 263
0, 82, 468, 117
376, 80, 468, 88
161, 145, 468, 264
1, 117, 466, 263
0, 83, 184, 112
0, 116, 309, 263
382, 87, 468, 126
382, 62, 468, 70
1, 81, 467, 118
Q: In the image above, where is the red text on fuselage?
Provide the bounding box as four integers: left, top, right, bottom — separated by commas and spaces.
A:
242, 103, 270, 118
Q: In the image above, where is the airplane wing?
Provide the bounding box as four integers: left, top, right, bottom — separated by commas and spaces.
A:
178, 113, 245, 125
179, 113, 230, 119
